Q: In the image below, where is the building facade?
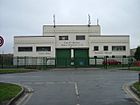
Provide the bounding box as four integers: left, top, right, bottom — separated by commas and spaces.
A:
14, 25, 130, 67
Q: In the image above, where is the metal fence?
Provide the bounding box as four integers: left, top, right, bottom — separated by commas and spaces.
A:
0, 54, 14, 68
0, 55, 137, 69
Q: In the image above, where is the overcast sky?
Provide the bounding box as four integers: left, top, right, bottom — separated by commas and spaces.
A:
0, 0, 140, 53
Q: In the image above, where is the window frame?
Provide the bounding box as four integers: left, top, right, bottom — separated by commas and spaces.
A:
36, 46, 51, 52
104, 46, 108, 51
18, 47, 33, 52
59, 36, 68, 40
76, 35, 85, 40
94, 46, 99, 51
112, 46, 126, 51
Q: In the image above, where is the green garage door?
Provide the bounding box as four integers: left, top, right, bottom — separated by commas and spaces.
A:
74, 49, 89, 67
56, 49, 71, 67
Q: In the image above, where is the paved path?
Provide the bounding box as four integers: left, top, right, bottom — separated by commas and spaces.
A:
0, 68, 139, 105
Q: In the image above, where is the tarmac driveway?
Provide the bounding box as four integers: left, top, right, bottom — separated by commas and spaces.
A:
0, 68, 139, 105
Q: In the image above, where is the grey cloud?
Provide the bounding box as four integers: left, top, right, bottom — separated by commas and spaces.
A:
0, 0, 140, 53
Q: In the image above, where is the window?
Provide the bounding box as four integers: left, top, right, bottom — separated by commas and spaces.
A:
123, 55, 126, 58
94, 46, 99, 51
112, 46, 126, 51
112, 55, 115, 58
76, 35, 85, 40
36, 46, 51, 51
59, 36, 68, 40
104, 46, 108, 51
18, 47, 32, 52
106, 56, 109, 58
94, 56, 97, 58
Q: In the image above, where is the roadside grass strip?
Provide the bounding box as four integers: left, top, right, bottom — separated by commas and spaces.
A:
0, 69, 36, 74
133, 82, 140, 94
0, 83, 22, 103
130, 67, 140, 71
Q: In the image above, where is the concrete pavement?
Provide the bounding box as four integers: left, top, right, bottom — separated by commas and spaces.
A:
0, 68, 139, 105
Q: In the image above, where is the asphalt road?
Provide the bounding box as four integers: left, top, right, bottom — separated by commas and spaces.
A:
0, 68, 139, 105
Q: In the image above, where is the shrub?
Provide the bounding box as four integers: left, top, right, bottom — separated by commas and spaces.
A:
134, 46, 140, 61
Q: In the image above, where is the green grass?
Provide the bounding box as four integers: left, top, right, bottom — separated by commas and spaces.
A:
104, 64, 125, 69
106, 65, 140, 71
129, 66, 140, 71
0, 83, 22, 103
0, 69, 36, 74
133, 82, 140, 97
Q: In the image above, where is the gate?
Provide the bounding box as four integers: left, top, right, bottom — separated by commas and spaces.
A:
56, 49, 71, 67
74, 49, 89, 67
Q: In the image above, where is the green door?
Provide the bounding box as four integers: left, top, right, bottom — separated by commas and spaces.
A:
56, 49, 71, 67
74, 49, 89, 67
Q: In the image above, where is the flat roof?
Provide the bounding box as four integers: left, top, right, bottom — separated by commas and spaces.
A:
14, 35, 129, 38
89, 35, 129, 37
14, 36, 55, 38
43, 24, 100, 27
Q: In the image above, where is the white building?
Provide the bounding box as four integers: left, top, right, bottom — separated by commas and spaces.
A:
14, 24, 130, 67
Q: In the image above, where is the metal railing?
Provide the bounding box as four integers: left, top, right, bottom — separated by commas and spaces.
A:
0, 55, 138, 69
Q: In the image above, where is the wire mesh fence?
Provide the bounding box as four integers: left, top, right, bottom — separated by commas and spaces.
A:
0, 55, 139, 69
0, 54, 14, 68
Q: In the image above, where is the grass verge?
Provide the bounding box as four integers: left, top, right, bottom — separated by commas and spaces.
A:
133, 82, 140, 92
129, 66, 140, 71
0, 83, 22, 103
0, 69, 36, 74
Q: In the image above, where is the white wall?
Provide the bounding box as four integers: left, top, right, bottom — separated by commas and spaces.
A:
14, 35, 130, 58
55, 34, 89, 48
14, 26, 130, 58
89, 35, 130, 57
43, 25, 100, 48
13, 25, 131, 66
43, 25, 101, 36
14, 36, 55, 57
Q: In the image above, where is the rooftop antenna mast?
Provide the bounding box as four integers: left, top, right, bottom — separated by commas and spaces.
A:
88, 14, 91, 27
53, 14, 56, 28
97, 18, 99, 25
